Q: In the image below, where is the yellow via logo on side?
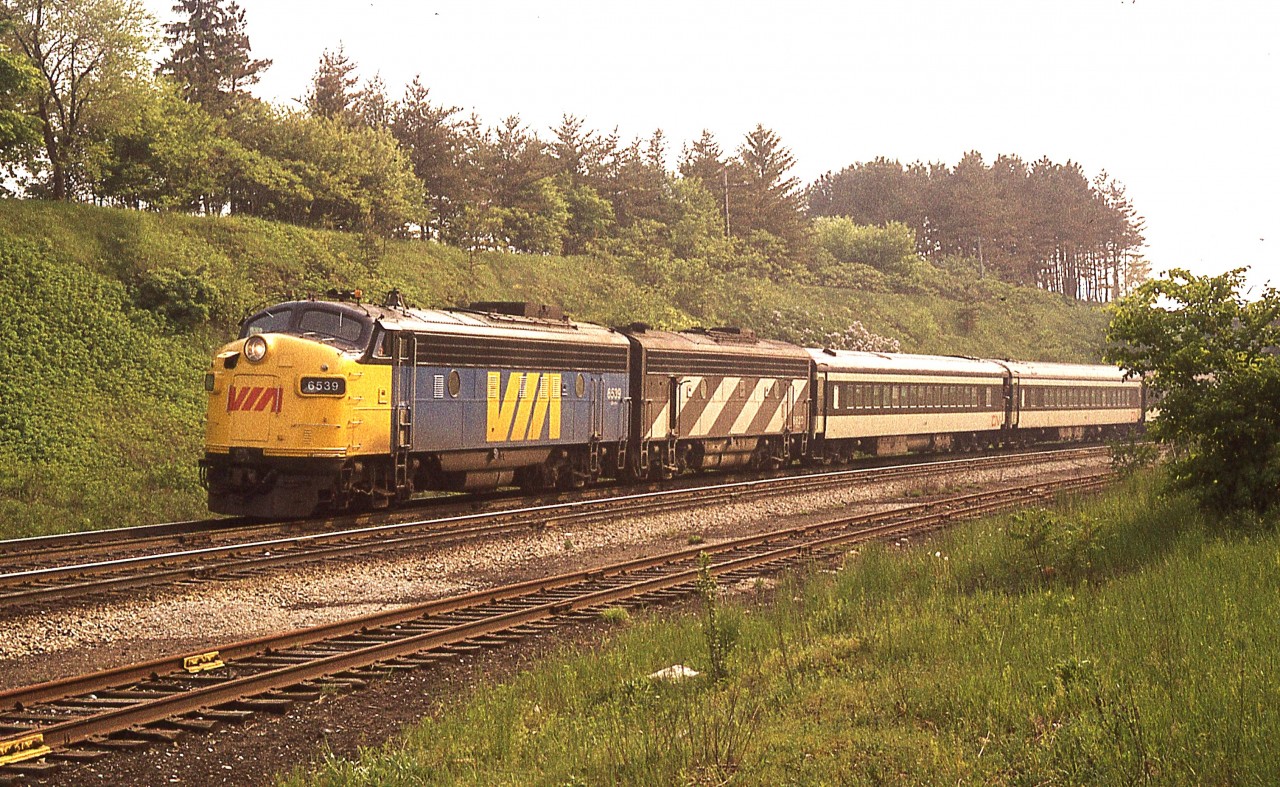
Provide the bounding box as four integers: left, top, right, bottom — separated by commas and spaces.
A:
487, 371, 562, 442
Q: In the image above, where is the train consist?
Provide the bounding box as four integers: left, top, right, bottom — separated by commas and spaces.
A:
201, 294, 1145, 517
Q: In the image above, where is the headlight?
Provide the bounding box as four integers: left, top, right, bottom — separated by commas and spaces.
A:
244, 335, 268, 363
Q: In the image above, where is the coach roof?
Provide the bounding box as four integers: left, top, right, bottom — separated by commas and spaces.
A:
808, 348, 1007, 378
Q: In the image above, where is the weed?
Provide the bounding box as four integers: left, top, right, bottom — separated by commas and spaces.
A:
1110, 436, 1159, 476
599, 607, 630, 626
696, 553, 735, 682
1007, 507, 1109, 583
687, 533, 705, 545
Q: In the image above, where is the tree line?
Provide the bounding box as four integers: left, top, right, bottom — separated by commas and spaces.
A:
0, 0, 1146, 301
808, 153, 1148, 302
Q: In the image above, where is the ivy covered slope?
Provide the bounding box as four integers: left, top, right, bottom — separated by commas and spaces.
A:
0, 201, 1110, 537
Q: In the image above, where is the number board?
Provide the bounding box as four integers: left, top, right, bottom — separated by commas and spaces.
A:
300, 377, 346, 396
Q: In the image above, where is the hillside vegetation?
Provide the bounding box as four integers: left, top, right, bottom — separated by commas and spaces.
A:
0, 200, 1111, 536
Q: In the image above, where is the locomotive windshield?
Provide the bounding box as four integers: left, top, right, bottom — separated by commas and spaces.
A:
242, 306, 293, 336
239, 303, 374, 352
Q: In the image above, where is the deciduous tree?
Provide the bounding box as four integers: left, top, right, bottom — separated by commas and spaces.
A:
1106, 268, 1280, 516
3, 0, 155, 199
0, 20, 39, 169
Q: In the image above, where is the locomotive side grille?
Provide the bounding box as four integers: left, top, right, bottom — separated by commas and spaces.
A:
645, 349, 809, 378
414, 334, 628, 372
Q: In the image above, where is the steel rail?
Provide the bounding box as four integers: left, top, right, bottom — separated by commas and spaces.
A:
0, 446, 1104, 611
0, 446, 1104, 609
1, 445, 1106, 570
0, 471, 1110, 774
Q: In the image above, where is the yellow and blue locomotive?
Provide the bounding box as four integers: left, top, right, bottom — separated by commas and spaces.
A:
201, 295, 631, 517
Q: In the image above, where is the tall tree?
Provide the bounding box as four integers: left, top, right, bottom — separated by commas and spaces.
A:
351, 73, 391, 129
807, 151, 1145, 300
305, 44, 357, 121
159, 0, 269, 114
679, 129, 724, 187
730, 124, 808, 258
0, 19, 39, 168
3, 0, 155, 200
390, 76, 468, 239
549, 113, 603, 184
679, 129, 728, 237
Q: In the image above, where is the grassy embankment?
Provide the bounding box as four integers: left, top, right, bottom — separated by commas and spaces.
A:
0, 200, 1110, 537
286, 472, 1280, 785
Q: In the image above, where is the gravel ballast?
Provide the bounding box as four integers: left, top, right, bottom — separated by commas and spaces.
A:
0, 453, 1109, 785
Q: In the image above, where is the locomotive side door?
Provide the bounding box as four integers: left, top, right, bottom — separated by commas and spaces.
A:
391, 333, 417, 496
668, 376, 680, 437
590, 377, 604, 438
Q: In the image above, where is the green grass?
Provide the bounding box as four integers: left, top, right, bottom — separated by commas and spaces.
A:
0, 200, 1111, 537
282, 473, 1280, 785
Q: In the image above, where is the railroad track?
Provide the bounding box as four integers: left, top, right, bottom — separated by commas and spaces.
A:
0, 470, 1112, 780
0, 447, 1107, 611
1, 445, 1108, 570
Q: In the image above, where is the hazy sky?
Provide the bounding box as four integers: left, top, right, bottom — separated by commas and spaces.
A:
144, 0, 1278, 292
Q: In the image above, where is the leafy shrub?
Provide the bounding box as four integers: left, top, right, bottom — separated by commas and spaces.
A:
132, 266, 224, 328
1110, 436, 1158, 476
811, 217, 918, 274
1007, 508, 1109, 583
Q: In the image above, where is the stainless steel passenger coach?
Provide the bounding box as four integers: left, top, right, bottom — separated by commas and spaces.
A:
1000, 361, 1144, 441
810, 350, 1010, 458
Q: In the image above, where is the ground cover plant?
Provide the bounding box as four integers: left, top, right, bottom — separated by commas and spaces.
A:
0, 201, 1110, 537
286, 472, 1280, 785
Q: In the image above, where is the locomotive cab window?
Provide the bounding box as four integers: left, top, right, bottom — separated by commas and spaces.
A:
241, 307, 293, 337
298, 308, 367, 348
371, 330, 393, 359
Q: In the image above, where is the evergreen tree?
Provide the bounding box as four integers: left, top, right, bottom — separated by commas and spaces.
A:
730, 124, 808, 257
160, 0, 269, 114
679, 129, 728, 235
305, 44, 357, 121
390, 76, 468, 239
352, 73, 391, 129
679, 129, 725, 191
